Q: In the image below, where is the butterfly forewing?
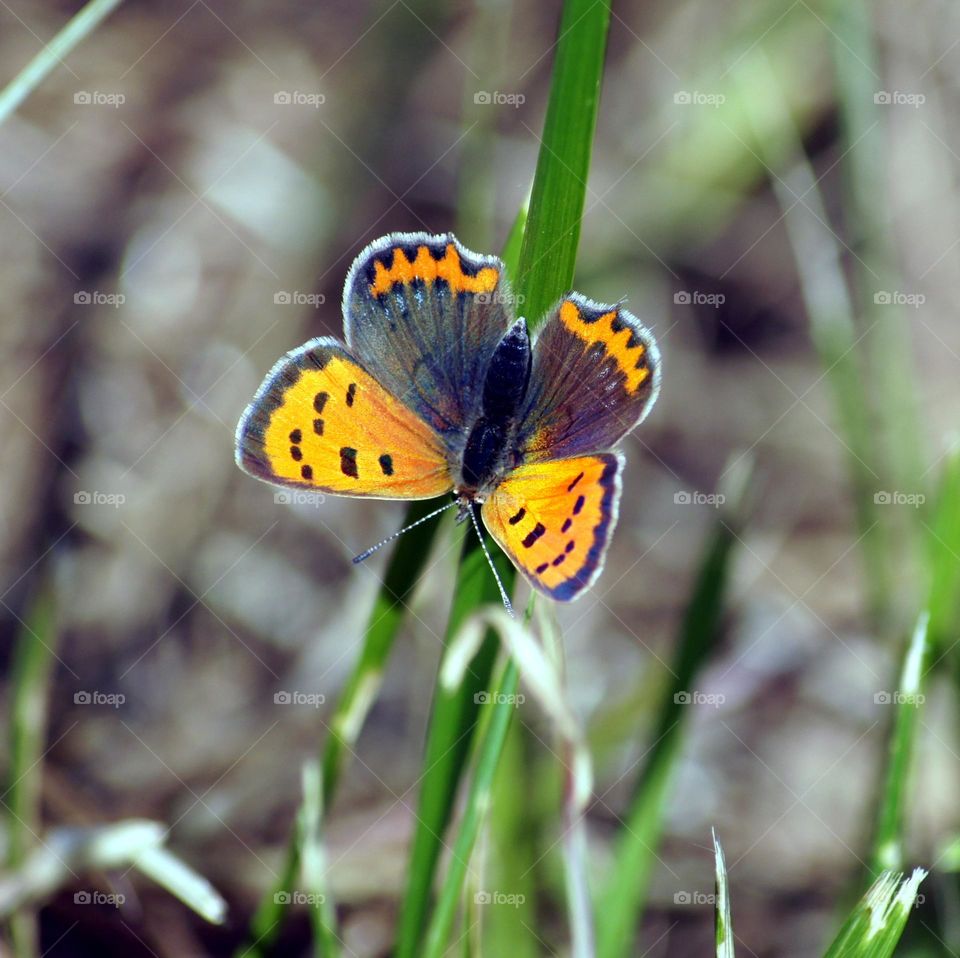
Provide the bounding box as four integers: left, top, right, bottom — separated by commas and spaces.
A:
343, 232, 514, 456
236, 337, 453, 499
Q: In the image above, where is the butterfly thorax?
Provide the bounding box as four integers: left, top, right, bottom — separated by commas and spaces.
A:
456, 317, 531, 503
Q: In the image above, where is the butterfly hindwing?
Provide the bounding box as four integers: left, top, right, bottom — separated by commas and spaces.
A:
482, 453, 622, 601
517, 294, 661, 462
343, 232, 513, 457
236, 337, 453, 499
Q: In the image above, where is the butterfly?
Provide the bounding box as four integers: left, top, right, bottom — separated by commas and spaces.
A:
235, 232, 661, 605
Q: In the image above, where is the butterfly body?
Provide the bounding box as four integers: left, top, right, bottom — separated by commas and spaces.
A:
236, 232, 661, 601
459, 317, 531, 497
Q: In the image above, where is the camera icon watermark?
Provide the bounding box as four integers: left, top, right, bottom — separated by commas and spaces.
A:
474, 890, 525, 906
673, 890, 716, 905
473, 90, 525, 108
874, 90, 925, 108
874, 690, 925, 707
673, 290, 725, 307
74, 490, 126, 508
273, 890, 325, 906
476, 290, 525, 307
74, 290, 125, 308
274, 91, 325, 108
673, 491, 725, 508
673, 690, 725, 708
673, 90, 725, 107
274, 291, 326, 307
74, 90, 125, 108
74, 690, 125, 708
274, 490, 326, 507
274, 690, 326, 708
74, 890, 125, 906
474, 691, 526, 707
873, 290, 925, 308
873, 491, 925, 508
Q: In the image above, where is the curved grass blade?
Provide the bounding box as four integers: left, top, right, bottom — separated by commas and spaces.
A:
869, 612, 930, 874
714, 830, 735, 958
0, 0, 124, 127
822, 869, 927, 958
1, 819, 226, 926
298, 761, 340, 958
5, 582, 58, 957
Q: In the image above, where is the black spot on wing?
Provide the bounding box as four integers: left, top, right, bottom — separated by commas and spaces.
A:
340, 447, 358, 478
522, 522, 546, 548
610, 313, 640, 349
378, 454, 394, 476
576, 302, 606, 324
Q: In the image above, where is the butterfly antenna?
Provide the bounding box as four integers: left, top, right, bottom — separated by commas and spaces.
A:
352, 500, 457, 564
467, 503, 515, 619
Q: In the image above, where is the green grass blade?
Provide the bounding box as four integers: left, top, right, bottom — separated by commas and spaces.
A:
597, 465, 749, 958
714, 830, 735, 958
5, 583, 58, 958
870, 612, 931, 874
822, 869, 927, 958
396, 1, 612, 951
482, 717, 539, 958
513, 0, 612, 329
394, 542, 514, 958
298, 761, 340, 958
239, 834, 299, 957
422, 658, 520, 958
923, 444, 960, 652
0, 0, 124, 127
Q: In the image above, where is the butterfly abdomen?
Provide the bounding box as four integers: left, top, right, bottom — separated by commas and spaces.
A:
460, 318, 531, 493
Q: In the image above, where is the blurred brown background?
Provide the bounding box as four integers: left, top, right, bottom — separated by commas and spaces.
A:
1, 0, 959, 955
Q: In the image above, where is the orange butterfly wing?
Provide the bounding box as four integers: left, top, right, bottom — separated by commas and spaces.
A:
482, 454, 622, 600
236, 338, 454, 499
